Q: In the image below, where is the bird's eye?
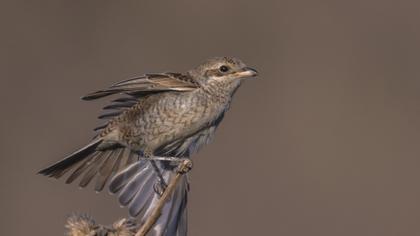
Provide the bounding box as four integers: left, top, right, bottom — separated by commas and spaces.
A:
219, 65, 230, 73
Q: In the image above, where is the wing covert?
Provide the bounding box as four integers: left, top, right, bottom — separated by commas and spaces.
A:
82, 73, 199, 101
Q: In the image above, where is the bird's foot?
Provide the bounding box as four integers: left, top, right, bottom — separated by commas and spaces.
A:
153, 179, 168, 197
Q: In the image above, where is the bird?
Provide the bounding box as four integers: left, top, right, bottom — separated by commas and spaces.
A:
39, 57, 258, 236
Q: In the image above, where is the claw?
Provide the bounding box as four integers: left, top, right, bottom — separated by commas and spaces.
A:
153, 180, 167, 197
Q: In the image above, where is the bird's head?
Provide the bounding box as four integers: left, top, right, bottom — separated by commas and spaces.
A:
188, 57, 258, 86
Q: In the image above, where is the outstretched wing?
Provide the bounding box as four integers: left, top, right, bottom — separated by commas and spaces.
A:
82, 72, 200, 133
81, 72, 199, 101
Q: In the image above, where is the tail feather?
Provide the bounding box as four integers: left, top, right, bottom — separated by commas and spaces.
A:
128, 169, 158, 217
119, 163, 153, 206
109, 160, 189, 236
148, 174, 188, 236
39, 139, 138, 192
40, 139, 189, 235
95, 148, 124, 192
125, 150, 139, 168
79, 150, 111, 188
176, 205, 188, 236
165, 178, 188, 235
109, 161, 148, 194
65, 152, 99, 184
38, 139, 102, 178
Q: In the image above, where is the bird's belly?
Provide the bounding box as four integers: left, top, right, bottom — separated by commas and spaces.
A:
125, 94, 225, 153
146, 106, 214, 150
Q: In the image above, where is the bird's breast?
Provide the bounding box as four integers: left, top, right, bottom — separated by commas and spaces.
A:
143, 92, 228, 149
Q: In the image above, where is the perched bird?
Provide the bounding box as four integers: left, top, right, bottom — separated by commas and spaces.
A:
39, 57, 258, 236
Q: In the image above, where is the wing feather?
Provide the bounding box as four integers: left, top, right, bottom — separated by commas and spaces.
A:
82, 73, 198, 101
83, 73, 199, 132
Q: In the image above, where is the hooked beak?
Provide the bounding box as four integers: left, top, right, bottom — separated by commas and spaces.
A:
235, 67, 258, 79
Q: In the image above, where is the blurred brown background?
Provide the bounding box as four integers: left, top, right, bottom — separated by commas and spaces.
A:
1, 0, 420, 235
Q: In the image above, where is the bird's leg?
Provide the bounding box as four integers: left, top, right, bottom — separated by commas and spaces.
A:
143, 149, 168, 197
148, 156, 192, 195
142, 150, 192, 196
150, 157, 192, 197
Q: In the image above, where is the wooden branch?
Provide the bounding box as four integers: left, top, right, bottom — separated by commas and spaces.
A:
135, 158, 193, 236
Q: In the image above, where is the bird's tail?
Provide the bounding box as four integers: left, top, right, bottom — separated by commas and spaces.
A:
38, 139, 139, 192
38, 139, 103, 178
109, 160, 189, 236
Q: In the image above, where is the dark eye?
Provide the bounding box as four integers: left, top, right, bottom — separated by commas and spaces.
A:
219, 65, 230, 73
